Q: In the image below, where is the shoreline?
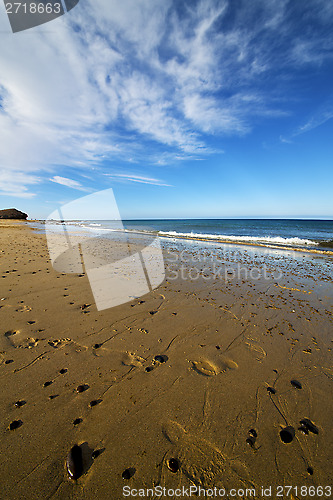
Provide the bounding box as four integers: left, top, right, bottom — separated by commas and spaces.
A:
28, 220, 333, 258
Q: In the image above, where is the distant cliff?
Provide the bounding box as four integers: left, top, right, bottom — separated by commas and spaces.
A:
0, 208, 28, 219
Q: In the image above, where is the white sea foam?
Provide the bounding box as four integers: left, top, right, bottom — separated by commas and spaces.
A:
157, 230, 318, 247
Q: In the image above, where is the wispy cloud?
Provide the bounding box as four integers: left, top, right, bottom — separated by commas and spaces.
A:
295, 109, 333, 135
106, 173, 172, 186
280, 104, 333, 143
50, 176, 88, 190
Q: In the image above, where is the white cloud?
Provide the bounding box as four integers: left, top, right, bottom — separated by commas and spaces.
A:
50, 176, 87, 190
0, 0, 332, 197
0, 170, 40, 198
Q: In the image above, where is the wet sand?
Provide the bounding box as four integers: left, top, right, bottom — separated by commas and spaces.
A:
0, 221, 332, 499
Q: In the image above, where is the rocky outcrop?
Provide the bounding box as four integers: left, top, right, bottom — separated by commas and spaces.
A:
0, 208, 28, 219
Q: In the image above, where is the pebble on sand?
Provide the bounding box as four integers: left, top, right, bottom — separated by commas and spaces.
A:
280, 426, 295, 444
122, 468, 136, 480
9, 420, 23, 430
66, 444, 83, 480
76, 384, 89, 393
14, 400, 26, 408
291, 379, 302, 389
167, 458, 180, 473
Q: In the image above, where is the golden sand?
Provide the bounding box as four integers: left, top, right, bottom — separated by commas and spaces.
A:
0, 222, 332, 499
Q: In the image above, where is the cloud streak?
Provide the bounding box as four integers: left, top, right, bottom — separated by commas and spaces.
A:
106, 173, 172, 186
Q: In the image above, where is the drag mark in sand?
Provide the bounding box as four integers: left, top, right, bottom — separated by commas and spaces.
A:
13, 352, 48, 373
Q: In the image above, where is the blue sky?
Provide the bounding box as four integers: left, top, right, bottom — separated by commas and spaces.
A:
0, 0, 332, 219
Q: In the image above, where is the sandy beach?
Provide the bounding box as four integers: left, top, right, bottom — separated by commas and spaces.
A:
0, 221, 332, 499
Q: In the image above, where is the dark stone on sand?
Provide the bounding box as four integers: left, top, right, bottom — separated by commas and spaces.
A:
267, 387, 276, 394
246, 429, 257, 447
246, 437, 256, 447
49, 395, 58, 400
14, 400, 26, 408
89, 399, 102, 407
93, 343, 102, 349
307, 466, 314, 475
9, 420, 23, 430
76, 384, 89, 393
0, 208, 28, 220
145, 366, 154, 372
59, 368, 67, 374
43, 381, 53, 387
300, 418, 319, 435
92, 449, 104, 460
280, 426, 295, 444
167, 458, 180, 473
291, 379, 302, 389
27, 321, 35, 325
154, 355, 168, 363
122, 467, 136, 480
5, 330, 17, 337
66, 444, 83, 480
149, 311, 158, 315
73, 418, 83, 426
5, 359, 14, 364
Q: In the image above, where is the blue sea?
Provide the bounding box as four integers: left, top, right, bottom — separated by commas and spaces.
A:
42, 218, 333, 252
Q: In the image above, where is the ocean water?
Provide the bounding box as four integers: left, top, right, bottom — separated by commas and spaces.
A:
87, 219, 333, 250
43, 218, 333, 252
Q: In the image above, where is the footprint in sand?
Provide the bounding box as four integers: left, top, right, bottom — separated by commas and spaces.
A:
162, 421, 253, 491
244, 341, 266, 362
191, 358, 238, 377
20, 337, 40, 349
15, 305, 32, 313
122, 352, 145, 368
48, 338, 72, 348
3, 330, 19, 348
